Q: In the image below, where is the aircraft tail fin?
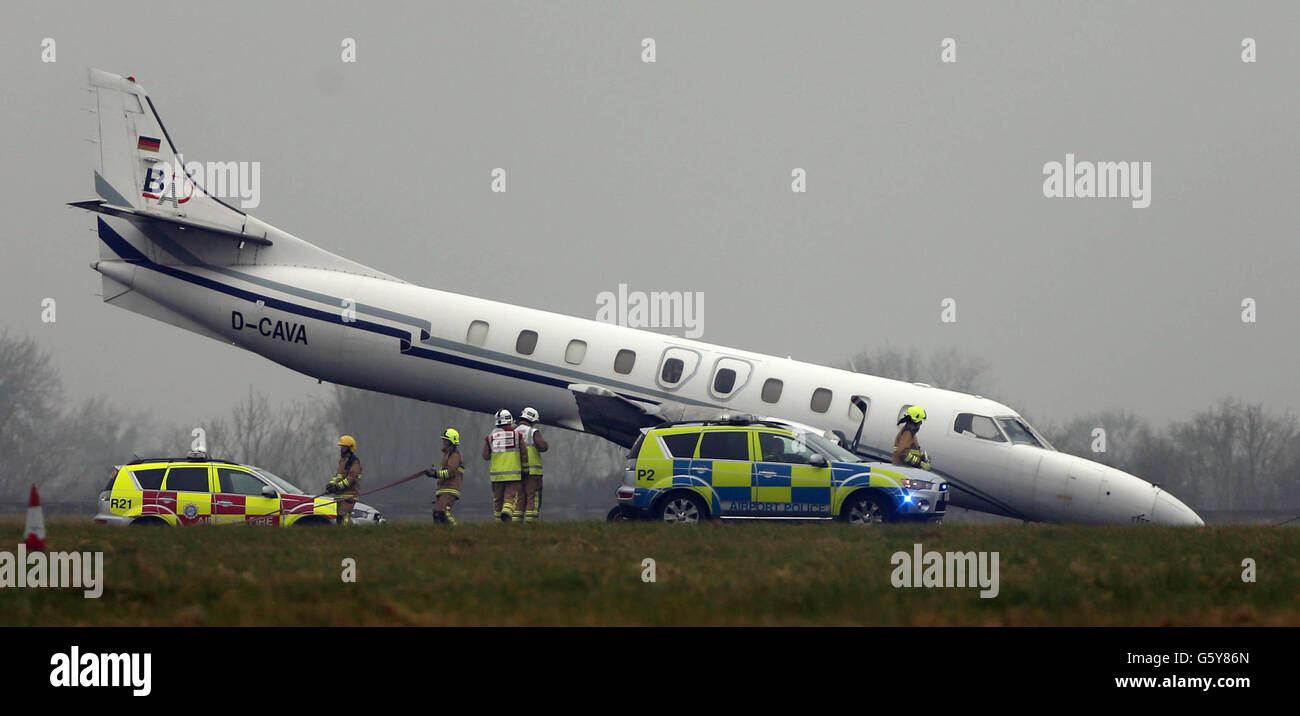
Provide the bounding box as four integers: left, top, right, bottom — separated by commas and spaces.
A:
78, 68, 396, 279
86, 68, 248, 233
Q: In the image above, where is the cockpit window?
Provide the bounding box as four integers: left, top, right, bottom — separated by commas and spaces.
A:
954, 413, 1006, 442
996, 417, 1042, 447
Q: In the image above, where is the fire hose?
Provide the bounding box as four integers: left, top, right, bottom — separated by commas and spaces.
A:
313, 469, 429, 502
206, 469, 431, 525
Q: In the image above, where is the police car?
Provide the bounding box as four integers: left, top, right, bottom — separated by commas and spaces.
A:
611, 417, 947, 524
94, 453, 384, 526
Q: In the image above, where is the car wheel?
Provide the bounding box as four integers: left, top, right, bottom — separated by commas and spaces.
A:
293, 516, 331, 527
843, 492, 891, 525
129, 517, 168, 526
607, 506, 641, 522
654, 492, 707, 524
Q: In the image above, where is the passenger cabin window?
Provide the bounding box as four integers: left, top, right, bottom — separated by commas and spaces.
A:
709, 357, 752, 399
661, 432, 700, 458
164, 467, 210, 492
810, 388, 833, 413
218, 468, 267, 496
759, 433, 817, 464
713, 369, 736, 394
132, 468, 165, 490
954, 413, 1006, 442
661, 358, 685, 384
516, 330, 538, 355
657, 348, 700, 389
614, 349, 636, 374
466, 320, 489, 347
761, 378, 783, 403
697, 431, 750, 461
565, 339, 587, 365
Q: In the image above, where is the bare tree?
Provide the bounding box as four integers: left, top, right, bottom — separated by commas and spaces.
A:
160, 390, 334, 490
0, 331, 64, 498
1171, 399, 1297, 510
1045, 401, 1300, 513
50, 396, 143, 497
844, 345, 993, 395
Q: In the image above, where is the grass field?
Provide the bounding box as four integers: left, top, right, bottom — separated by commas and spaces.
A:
2, 518, 1297, 626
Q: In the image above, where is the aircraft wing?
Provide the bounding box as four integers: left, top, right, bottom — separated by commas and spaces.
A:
566, 384, 665, 448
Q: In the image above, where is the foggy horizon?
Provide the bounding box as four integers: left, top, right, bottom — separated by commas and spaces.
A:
2, 2, 1296, 435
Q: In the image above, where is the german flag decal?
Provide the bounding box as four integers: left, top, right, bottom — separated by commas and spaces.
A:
137, 136, 161, 152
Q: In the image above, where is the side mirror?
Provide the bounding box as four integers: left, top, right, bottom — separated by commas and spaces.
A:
809, 454, 828, 468
261, 485, 278, 498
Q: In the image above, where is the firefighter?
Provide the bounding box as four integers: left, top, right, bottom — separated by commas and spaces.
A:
482, 410, 525, 522
514, 407, 549, 523
892, 406, 932, 470
426, 428, 465, 525
326, 435, 363, 525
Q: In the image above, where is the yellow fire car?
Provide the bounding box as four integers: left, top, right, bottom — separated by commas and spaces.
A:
94, 453, 383, 526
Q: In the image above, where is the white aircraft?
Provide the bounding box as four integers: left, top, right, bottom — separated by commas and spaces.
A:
72, 69, 1202, 526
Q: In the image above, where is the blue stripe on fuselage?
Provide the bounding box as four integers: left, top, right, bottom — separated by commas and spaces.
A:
94, 219, 643, 399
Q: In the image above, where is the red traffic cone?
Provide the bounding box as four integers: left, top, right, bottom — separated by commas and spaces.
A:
23, 484, 46, 552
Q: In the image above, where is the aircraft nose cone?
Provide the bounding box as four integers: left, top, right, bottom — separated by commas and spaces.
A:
1150, 489, 1204, 526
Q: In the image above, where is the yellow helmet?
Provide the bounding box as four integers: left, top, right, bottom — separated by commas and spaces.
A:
441, 428, 460, 446
905, 406, 927, 423
337, 435, 357, 450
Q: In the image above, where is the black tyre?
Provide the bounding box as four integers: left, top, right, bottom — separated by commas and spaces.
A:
653, 492, 708, 524
129, 517, 168, 526
842, 491, 892, 525
293, 516, 331, 527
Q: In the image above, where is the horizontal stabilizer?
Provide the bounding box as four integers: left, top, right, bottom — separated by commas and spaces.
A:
69, 199, 272, 246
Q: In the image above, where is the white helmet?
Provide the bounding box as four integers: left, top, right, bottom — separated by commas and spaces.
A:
520, 407, 540, 423
495, 409, 513, 426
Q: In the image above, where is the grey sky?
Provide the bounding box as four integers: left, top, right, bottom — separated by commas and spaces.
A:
2, 1, 1297, 431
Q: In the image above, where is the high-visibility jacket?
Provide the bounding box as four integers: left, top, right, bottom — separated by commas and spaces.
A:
487, 427, 523, 482
515, 423, 543, 477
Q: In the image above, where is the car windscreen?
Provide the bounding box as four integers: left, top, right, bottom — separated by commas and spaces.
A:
250, 467, 307, 495
801, 431, 863, 462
